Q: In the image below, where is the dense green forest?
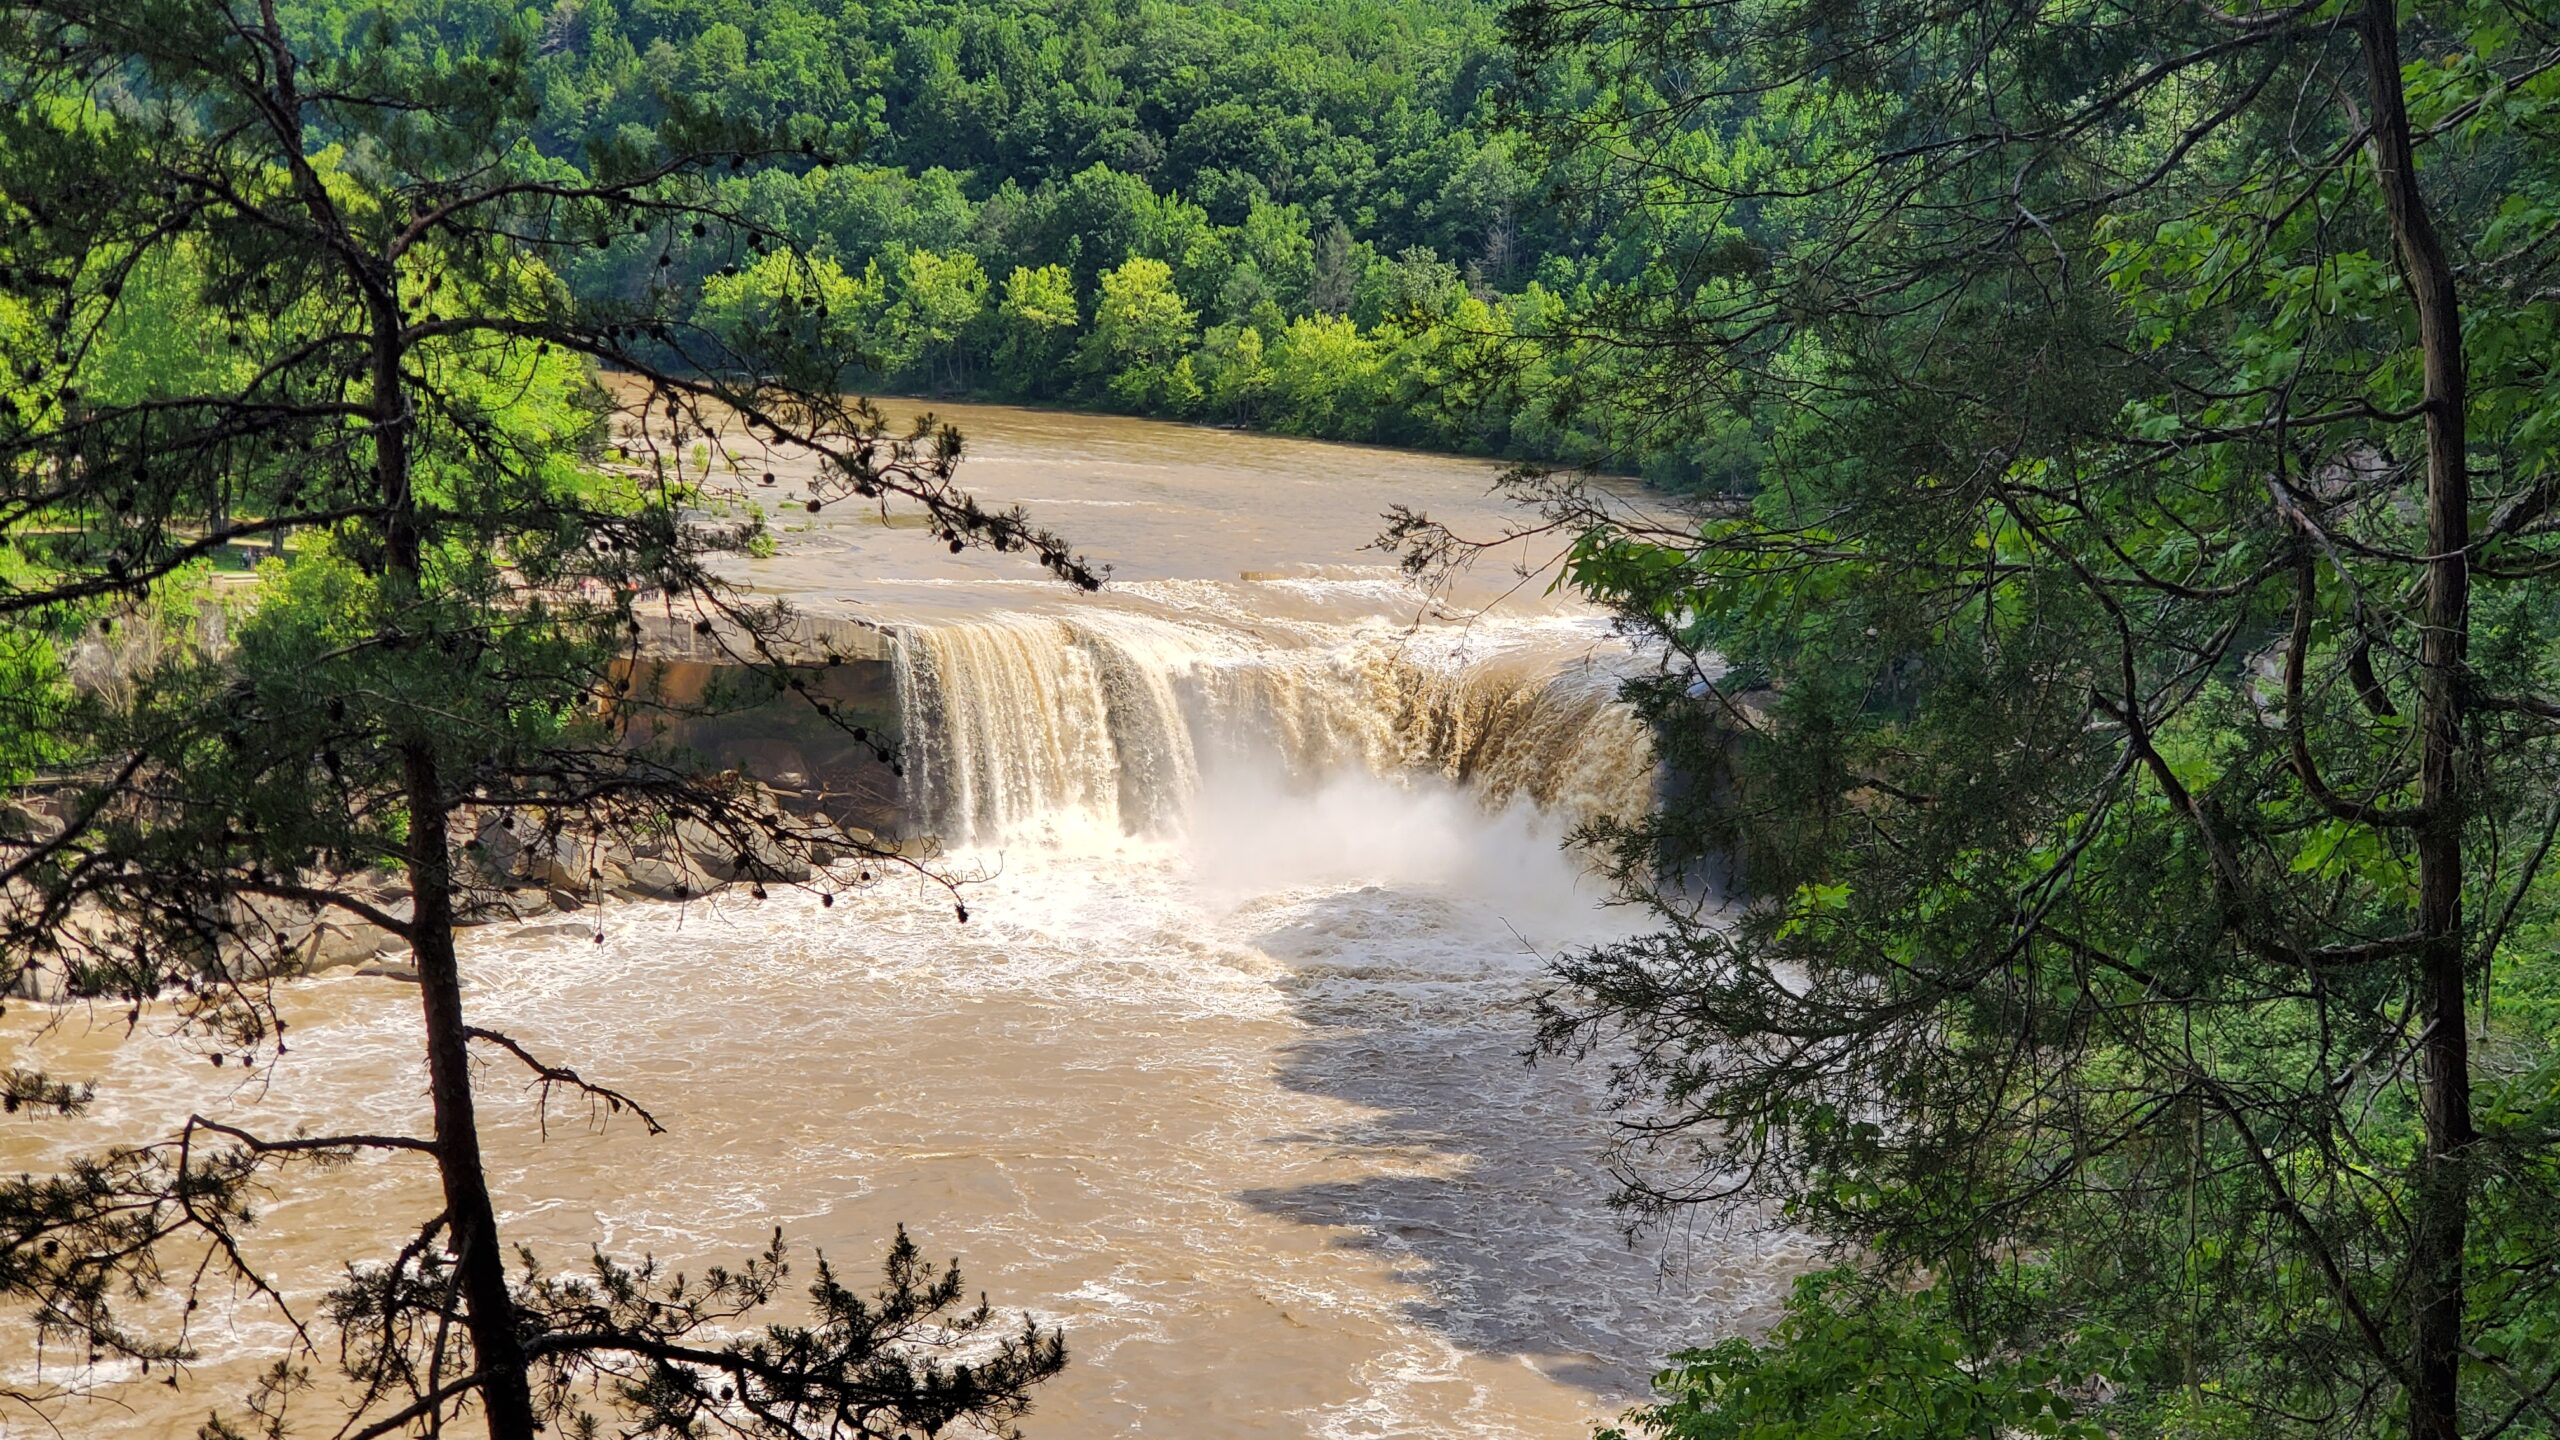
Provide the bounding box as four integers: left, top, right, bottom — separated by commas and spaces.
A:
285, 0, 1742, 480
7, 0, 1757, 482
0, 4, 1087, 1435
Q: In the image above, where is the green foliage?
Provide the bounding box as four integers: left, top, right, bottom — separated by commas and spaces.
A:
991, 261, 1081, 397
1265, 313, 1384, 435
891, 248, 991, 389
1488, 0, 2560, 1435
1082, 255, 1198, 408
299, 0, 1697, 470
1610, 1273, 2103, 1440
0, 5, 1086, 1436
695, 249, 892, 379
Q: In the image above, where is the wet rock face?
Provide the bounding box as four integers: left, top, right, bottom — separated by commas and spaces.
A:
623, 615, 911, 840
625, 656, 907, 838
301, 921, 402, 969
448, 787, 877, 914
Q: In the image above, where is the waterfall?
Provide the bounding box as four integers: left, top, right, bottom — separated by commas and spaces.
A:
891, 590, 1658, 845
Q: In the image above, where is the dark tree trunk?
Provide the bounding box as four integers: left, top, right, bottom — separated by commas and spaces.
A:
2359, 5, 2475, 1437
403, 747, 541, 1440
372, 295, 539, 1440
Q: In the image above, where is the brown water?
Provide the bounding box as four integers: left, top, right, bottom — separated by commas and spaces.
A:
0, 405, 1806, 1438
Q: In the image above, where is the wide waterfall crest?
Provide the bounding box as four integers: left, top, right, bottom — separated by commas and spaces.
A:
890, 575, 1658, 845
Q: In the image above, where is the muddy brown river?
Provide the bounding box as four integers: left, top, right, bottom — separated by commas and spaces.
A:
0, 404, 1806, 1437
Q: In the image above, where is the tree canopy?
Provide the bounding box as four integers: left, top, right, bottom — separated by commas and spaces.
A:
229, 0, 1755, 480
1450, 0, 2560, 1436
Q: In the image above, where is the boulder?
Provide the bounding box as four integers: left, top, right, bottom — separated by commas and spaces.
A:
674, 816, 819, 885
617, 854, 705, 900
0, 800, 48, 842
474, 809, 530, 866
728, 740, 812, 790
516, 921, 594, 941
598, 855, 634, 892
455, 891, 550, 926
803, 817, 880, 867
340, 871, 414, 919
522, 831, 612, 893
457, 809, 547, 891
305, 921, 399, 971
673, 819, 744, 882
7, 966, 66, 1003
757, 850, 815, 885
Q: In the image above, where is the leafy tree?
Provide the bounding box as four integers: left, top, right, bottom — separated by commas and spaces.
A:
1308, 219, 1360, 317
1464, 0, 2560, 1435
1079, 256, 1196, 409
1352, 245, 1464, 330
1602, 1271, 2104, 1440
693, 249, 892, 384
1019, 163, 1172, 293
1162, 353, 1206, 417
794, 164, 980, 270
1266, 314, 1384, 438
992, 262, 1079, 398
1433, 134, 1526, 287
0, 5, 1085, 1436
1232, 198, 1318, 316
681, 21, 749, 97
891, 248, 992, 392
1199, 323, 1274, 425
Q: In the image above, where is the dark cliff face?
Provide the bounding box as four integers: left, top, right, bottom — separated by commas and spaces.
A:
625, 617, 912, 839
631, 656, 907, 836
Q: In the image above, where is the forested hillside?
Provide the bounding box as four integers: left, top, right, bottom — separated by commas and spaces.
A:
298, 0, 1730, 478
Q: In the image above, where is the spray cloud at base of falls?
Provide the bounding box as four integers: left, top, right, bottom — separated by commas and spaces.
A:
887, 575, 1660, 849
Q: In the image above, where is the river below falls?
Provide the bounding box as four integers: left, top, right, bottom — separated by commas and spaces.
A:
1, 402, 1809, 1437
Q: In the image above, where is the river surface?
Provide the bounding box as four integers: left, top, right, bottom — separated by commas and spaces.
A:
0, 404, 1805, 1437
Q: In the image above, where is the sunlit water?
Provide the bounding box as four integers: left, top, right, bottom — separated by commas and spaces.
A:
1, 405, 1807, 1437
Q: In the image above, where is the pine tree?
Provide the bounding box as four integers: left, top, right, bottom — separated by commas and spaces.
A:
0, 4, 1084, 1435
1447, 0, 2560, 1434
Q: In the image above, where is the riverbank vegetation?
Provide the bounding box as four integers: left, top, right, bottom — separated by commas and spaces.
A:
1484, 0, 2560, 1437
12, 0, 1764, 485
273, 0, 1762, 486
15, 1, 2560, 1439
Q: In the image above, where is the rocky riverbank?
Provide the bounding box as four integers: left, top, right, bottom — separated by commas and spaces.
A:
5, 780, 937, 1000
7, 608, 927, 1000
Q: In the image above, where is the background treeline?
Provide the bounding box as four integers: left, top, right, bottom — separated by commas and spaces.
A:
299, 0, 1745, 484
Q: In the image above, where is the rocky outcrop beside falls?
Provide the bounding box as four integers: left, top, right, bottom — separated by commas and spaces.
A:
3, 782, 931, 1001
625, 613, 909, 839
4, 612, 936, 1002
